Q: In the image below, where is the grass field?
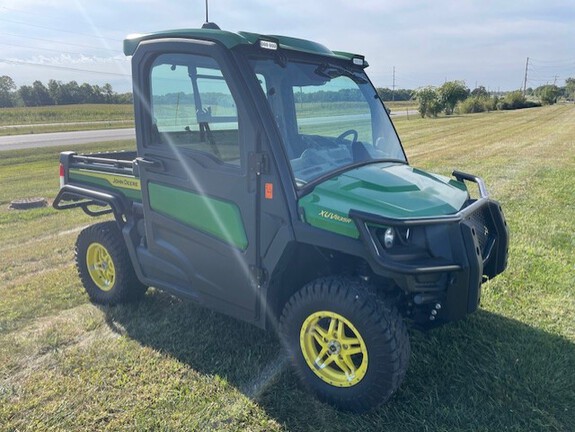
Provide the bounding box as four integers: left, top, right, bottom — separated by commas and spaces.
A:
0, 104, 134, 136
0, 102, 415, 137
1, 105, 574, 431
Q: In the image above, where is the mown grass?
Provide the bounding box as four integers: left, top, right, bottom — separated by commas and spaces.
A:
0, 104, 134, 136
0, 101, 415, 137
385, 100, 418, 112
0, 104, 133, 125
1, 105, 574, 431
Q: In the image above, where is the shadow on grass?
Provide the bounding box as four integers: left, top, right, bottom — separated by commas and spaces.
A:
103, 290, 575, 432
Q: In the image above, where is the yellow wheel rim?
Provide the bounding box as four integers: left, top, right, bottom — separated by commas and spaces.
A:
300, 311, 368, 387
86, 242, 116, 291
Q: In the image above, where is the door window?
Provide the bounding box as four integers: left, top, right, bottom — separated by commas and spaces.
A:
149, 53, 241, 166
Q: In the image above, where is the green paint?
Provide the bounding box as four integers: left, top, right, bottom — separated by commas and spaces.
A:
148, 183, 248, 250
69, 169, 142, 202
124, 28, 248, 55
124, 29, 364, 63
299, 163, 469, 238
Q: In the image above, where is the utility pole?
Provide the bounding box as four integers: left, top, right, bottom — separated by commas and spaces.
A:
522, 57, 529, 96
392, 66, 396, 101
205, 0, 209, 23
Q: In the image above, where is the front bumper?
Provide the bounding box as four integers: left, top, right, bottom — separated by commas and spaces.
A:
350, 171, 509, 324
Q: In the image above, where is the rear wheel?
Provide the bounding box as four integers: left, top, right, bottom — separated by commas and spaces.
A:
279, 276, 410, 412
75, 221, 146, 304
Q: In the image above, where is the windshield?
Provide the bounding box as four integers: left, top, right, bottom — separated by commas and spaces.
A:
248, 55, 406, 187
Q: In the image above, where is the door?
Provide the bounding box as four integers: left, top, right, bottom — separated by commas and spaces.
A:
133, 41, 259, 321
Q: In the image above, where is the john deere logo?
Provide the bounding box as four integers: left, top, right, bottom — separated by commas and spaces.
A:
318, 210, 352, 224
111, 177, 140, 190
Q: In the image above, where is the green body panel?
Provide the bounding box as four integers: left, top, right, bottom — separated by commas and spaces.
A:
124, 28, 363, 63
148, 183, 248, 250
299, 163, 469, 238
124, 28, 248, 55
69, 169, 142, 202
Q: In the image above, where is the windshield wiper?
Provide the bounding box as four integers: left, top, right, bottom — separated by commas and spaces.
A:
315, 64, 368, 84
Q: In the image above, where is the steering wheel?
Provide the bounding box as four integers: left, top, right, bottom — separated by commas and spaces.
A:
336, 129, 358, 146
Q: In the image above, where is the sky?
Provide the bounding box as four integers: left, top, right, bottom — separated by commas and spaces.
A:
1, 0, 574, 93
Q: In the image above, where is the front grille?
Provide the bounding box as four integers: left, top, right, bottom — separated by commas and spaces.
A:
466, 206, 496, 260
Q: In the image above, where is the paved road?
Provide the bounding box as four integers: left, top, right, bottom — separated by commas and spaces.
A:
391, 109, 419, 117
0, 120, 131, 131
0, 128, 135, 152
0, 109, 418, 152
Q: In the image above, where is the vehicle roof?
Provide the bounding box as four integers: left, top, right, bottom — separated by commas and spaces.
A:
123, 27, 366, 64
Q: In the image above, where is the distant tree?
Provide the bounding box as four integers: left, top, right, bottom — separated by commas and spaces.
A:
377, 87, 392, 100
18, 81, 53, 106
18, 85, 35, 106
470, 86, 489, 98
415, 87, 443, 118
0, 75, 16, 107
116, 92, 133, 104
499, 91, 526, 110
48, 80, 64, 105
535, 85, 560, 105
33, 81, 53, 106
438, 81, 469, 115
564, 77, 575, 101
496, 91, 540, 110
7, 77, 128, 107
102, 83, 114, 103
65, 81, 82, 104
376, 87, 413, 101
91, 85, 105, 103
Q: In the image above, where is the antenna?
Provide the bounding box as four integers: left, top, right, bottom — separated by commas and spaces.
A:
201, 0, 221, 30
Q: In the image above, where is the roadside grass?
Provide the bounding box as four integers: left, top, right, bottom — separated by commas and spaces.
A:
385, 100, 418, 112
0, 104, 133, 125
0, 105, 574, 431
0, 102, 416, 137
0, 105, 134, 136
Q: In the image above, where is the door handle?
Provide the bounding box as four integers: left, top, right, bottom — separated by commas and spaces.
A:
136, 157, 164, 171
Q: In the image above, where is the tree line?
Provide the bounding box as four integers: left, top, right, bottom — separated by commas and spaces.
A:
2, 74, 574, 113
0, 75, 132, 108
414, 78, 575, 118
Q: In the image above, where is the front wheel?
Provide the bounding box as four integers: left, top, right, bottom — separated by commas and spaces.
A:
279, 277, 410, 412
75, 221, 147, 304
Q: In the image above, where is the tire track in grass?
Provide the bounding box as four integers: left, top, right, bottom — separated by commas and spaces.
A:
407, 106, 567, 163
3, 225, 86, 252
1, 301, 283, 432
0, 264, 88, 336
0, 226, 88, 289
0, 304, 111, 385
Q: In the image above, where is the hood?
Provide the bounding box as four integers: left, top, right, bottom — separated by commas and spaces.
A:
298, 162, 469, 238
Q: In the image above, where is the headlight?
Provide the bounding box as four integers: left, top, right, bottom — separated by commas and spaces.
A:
383, 227, 395, 248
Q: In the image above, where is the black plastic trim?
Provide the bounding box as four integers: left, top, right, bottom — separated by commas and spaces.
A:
53, 184, 129, 222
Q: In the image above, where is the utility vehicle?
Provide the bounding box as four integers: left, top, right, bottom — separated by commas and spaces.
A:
53, 23, 509, 412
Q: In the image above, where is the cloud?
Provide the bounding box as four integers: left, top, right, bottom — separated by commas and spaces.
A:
1, 0, 574, 91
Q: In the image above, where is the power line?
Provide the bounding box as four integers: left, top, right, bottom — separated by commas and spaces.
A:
0, 58, 131, 78
0, 5, 57, 20
529, 57, 575, 66
0, 42, 125, 60
0, 32, 122, 54
0, 17, 122, 42
0, 5, 124, 35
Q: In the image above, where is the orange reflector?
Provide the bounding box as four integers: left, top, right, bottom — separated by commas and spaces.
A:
265, 183, 273, 199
